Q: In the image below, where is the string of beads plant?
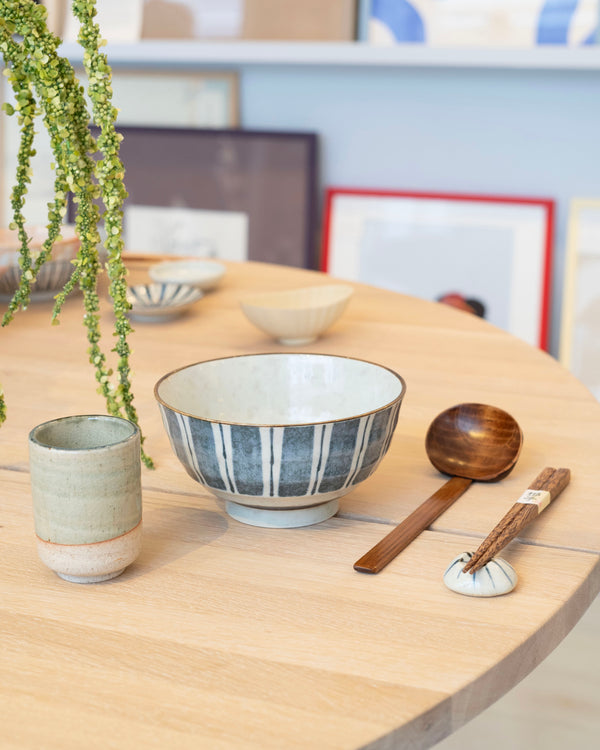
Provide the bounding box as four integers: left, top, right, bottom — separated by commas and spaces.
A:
0, 0, 153, 467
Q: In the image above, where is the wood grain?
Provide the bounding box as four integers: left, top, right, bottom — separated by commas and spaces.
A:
1, 258, 600, 750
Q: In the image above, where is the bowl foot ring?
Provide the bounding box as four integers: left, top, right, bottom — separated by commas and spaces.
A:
225, 499, 339, 528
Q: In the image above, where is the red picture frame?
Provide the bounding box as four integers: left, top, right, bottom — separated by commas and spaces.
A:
321, 187, 554, 350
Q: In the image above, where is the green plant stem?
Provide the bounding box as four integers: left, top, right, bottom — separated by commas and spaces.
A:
0, 0, 153, 468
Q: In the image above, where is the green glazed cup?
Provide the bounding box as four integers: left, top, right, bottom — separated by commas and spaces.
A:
29, 415, 143, 583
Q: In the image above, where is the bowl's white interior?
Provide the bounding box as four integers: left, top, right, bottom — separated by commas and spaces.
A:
242, 285, 353, 311
157, 354, 405, 424
150, 260, 225, 284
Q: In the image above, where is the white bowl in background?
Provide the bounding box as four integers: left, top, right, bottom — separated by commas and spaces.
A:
148, 259, 226, 291
240, 284, 354, 345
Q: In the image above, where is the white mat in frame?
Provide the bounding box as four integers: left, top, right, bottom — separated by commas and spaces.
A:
322, 188, 554, 350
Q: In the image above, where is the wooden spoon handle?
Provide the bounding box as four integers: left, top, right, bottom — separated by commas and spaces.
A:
462, 467, 571, 574
354, 476, 473, 574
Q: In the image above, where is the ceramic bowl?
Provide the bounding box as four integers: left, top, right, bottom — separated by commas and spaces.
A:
148, 259, 226, 291
0, 259, 75, 301
0, 225, 79, 300
126, 282, 203, 322
155, 353, 406, 528
240, 284, 354, 345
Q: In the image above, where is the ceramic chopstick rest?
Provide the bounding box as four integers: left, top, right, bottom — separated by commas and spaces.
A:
462, 467, 571, 574
444, 467, 571, 596
443, 552, 517, 597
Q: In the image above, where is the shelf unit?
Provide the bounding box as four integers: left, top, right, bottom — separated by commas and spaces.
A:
60, 40, 600, 70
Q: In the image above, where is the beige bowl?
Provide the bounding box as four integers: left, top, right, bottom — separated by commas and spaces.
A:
240, 284, 354, 345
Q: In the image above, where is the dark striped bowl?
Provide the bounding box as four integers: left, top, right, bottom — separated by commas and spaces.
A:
155, 353, 406, 528
126, 282, 203, 321
0, 259, 75, 301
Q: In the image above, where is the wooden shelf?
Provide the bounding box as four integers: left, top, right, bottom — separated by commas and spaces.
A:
59, 40, 600, 70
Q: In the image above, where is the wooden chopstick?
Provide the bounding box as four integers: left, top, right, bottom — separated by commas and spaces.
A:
462, 467, 571, 574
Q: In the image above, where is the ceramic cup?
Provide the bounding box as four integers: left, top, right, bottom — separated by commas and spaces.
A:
28, 415, 143, 583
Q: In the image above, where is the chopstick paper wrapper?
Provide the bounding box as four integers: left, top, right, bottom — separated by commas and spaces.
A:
462, 467, 571, 574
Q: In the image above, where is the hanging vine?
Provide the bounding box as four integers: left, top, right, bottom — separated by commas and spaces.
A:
0, 0, 153, 467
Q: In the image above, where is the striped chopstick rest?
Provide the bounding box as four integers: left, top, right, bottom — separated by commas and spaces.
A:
462, 467, 571, 574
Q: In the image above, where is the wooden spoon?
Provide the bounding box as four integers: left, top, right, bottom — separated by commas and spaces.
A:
353, 403, 523, 574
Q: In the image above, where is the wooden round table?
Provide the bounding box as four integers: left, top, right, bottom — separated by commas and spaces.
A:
2, 258, 599, 749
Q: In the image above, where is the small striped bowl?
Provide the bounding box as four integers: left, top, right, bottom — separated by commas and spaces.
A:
155, 353, 406, 527
0, 259, 75, 301
126, 283, 203, 321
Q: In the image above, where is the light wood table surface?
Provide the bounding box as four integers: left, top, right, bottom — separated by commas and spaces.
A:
2, 258, 600, 749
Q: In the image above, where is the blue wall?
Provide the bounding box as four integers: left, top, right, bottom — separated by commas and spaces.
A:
240, 63, 600, 355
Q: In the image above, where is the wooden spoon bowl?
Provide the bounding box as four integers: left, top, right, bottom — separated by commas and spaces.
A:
425, 402, 523, 482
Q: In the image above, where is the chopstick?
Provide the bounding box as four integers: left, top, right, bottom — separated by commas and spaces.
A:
462, 467, 571, 574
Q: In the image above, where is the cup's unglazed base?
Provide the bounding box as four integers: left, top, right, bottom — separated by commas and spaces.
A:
57, 569, 126, 584
36, 520, 142, 583
225, 498, 339, 528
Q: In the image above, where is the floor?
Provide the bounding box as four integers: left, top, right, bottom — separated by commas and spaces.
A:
434, 593, 600, 749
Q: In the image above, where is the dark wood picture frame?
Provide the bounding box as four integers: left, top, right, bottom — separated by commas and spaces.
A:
70, 126, 319, 269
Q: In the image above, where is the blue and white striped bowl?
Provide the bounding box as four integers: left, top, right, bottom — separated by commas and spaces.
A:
126, 283, 203, 321
0, 259, 75, 301
155, 353, 406, 527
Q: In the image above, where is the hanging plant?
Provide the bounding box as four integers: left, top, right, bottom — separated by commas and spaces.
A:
0, 0, 153, 467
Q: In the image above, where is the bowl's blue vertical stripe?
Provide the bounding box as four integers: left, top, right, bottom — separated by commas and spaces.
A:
279, 425, 319, 498
382, 401, 401, 455
159, 406, 208, 486
179, 412, 209, 485
314, 423, 333, 494
222, 424, 239, 494
307, 424, 326, 495
259, 426, 272, 496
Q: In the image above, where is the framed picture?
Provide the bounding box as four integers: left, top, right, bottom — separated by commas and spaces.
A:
559, 199, 600, 400
64, 0, 144, 42
69, 127, 319, 268
322, 187, 554, 349
141, 0, 357, 41
79, 71, 239, 129
359, 0, 598, 47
